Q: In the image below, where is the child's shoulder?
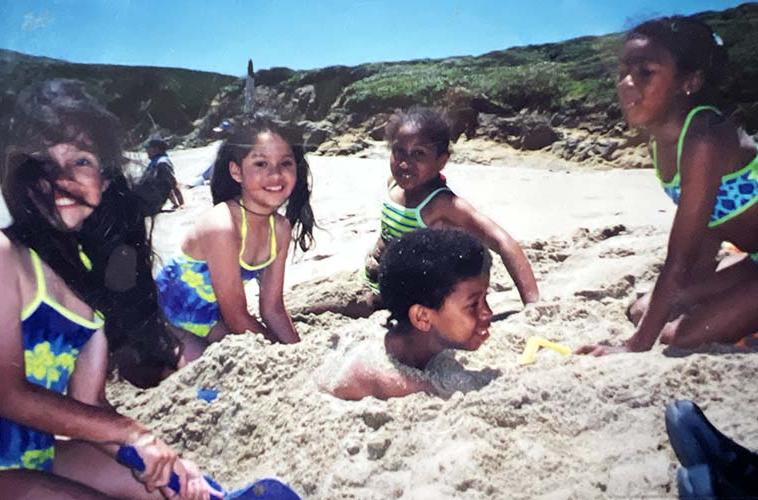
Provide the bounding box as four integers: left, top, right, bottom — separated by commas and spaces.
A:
687, 109, 736, 144
272, 212, 292, 243
0, 232, 23, 262
422, 187, 469, 219
682, 111, 741, 167
197, 201, 237, 232
0, 233, 26, 284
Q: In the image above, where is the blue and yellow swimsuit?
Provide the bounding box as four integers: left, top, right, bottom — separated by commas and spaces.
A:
156, 207, 277, 337
0, 249, 103, 472
653, 105, 758, 263
365, 184, 451, 291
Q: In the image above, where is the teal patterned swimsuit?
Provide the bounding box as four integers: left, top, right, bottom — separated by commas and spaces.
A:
0, 249, 103, 471
156, 208, 277, 337
653, 105, 758, 263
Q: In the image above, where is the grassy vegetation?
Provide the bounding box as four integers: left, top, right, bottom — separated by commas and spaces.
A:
337, 4, 757, 128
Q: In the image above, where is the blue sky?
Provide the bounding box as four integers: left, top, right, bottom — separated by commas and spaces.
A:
0, 0, 746, 76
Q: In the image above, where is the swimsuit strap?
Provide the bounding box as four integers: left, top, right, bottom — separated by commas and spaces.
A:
415, 186, 451, 213
29, 248, 48, 301
239, 206, 277, 268
676, 105, 722, 172
653, 105, 721, 184
239, 204, 248, 259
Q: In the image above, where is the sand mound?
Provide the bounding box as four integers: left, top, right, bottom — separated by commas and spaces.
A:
109, 224, 758, 499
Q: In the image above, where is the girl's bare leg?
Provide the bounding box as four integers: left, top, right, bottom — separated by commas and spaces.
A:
172, 325, 210, 365
0, 469, 109, 500
627, 237, 732, 326
53, 439, 163, 499
661, 273, 758, 347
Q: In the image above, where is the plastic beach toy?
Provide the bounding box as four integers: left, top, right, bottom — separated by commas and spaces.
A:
117, 445, 300, 499
518, 336, 572, 365
197, 387, 219, 402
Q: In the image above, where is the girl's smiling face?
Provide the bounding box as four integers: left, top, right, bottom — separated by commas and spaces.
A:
389, 124, 449, 191
230, 132, 297, 213
617, 36, 690, 128
45, 142, 107, 230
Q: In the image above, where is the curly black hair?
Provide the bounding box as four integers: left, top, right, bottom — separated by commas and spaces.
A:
379, 228, 491, 327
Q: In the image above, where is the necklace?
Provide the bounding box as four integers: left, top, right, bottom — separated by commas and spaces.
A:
237, 200, 275, 217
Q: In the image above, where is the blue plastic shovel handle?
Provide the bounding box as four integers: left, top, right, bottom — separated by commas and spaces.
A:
116, 445, 225, 499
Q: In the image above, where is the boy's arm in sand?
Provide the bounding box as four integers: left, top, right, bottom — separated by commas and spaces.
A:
258, 216, 300, 344
579, 134, 723, 355
329, 361, 433, 401
429, 194, 540, 304
201, 206, 270, 340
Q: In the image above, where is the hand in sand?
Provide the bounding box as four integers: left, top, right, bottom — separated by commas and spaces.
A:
575, 344, 631, 356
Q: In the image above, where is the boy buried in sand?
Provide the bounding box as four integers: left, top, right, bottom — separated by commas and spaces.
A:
321, 228, 494, 400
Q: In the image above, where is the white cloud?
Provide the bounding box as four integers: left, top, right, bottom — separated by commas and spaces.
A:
22, 11, 54, 31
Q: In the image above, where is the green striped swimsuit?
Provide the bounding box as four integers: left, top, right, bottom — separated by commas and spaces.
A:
380, 186, 451, 241
365, 185, 451, 291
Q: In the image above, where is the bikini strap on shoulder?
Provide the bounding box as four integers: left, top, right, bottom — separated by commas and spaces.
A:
28, 248, 47, 299
239, 204, 248, 258
267, 214, 277, 257
676, 105, 722, 172
416, 186, 451, 212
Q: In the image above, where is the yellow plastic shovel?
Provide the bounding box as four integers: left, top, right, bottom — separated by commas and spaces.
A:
518, 336, 572, 365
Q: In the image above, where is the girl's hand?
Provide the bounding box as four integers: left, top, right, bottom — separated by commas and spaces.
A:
129, 432, 178, 493
163, 458, 224, 500
575, 344, 631, 356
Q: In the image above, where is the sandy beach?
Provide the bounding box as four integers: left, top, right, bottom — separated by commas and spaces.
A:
105, 143, 758, 499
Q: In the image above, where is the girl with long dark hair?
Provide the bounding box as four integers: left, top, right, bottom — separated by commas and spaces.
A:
155, 116, 315, 361
0, 79, 215, 498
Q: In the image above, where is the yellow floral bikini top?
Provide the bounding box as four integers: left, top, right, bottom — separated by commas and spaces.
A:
0, 249, 103, 472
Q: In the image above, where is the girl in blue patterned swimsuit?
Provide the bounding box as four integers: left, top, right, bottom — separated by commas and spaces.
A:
578, 16, 758, 355
0, 80, 216, 498
156, 117, 315, 362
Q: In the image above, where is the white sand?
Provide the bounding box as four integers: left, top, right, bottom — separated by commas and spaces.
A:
103, 145, 757, 499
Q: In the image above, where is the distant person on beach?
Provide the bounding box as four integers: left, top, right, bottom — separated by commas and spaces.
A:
0, 79, 216, 498
156, 116, 315, 362
578, 16, 758, 356
186, 119, 235, 189
134, 136, 184, 215
320, 228, 495, 400
310, 106, 539, 317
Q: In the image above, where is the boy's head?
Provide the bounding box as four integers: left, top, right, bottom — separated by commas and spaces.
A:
379, 228, 493, 350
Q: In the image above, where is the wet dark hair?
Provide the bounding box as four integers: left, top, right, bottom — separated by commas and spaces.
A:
210, 115, 315, 252
379, 228, 491, 327
385, 106, 452, 156
1, 79, 179, 387
627, 16, 728, 104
